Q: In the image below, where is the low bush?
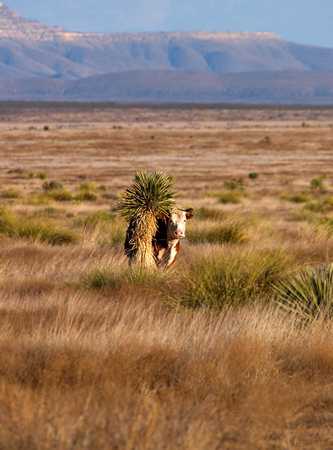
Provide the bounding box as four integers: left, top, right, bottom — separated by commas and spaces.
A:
274, 264, 333, 321
171, 248, 291, 310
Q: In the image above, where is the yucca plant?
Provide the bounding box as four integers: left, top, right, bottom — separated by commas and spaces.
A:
118, 172, 175, 268
274, 264, 333, 321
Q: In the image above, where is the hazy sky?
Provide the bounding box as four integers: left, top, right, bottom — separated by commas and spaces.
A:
6, 0, 333, 47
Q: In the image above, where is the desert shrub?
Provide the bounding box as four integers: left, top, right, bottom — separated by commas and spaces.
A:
74, 182, 98, 202
0, 208, 78, 245
75, 191, 97, 202
188, 221, 246, 245
224, 178, 244, 191
36, 172, 47, 180
248, 172, 258, 180
79, 182, 97, 192
171, 248, 291, 310
42, 181, 64, 192
304, 197, 333, 213
218, 191, 242, 204
196, 207, 225, 221
48, 189, 73, 202
281, 193, 310, 204
25, 193, 51, 206
0, 188, 21, 199
310, 176, 326, 193
260, 136, 271, 145
274, 264, 333, 321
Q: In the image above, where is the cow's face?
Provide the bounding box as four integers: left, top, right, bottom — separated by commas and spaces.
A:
167, 208, 194, 240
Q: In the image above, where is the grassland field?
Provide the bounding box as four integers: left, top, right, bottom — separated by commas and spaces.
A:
1, 103, 333, 449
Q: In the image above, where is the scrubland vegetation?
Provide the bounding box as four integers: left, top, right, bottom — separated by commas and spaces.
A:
2, 105, 333, 448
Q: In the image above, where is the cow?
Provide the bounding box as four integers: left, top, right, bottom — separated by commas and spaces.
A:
124, 208, 194, 269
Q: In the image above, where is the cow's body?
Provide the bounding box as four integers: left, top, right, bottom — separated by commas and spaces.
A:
125, 208, 193, 269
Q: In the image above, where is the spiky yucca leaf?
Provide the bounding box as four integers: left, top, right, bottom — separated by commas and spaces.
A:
119, 172, 175, 268
274, 264, 333, 321
120, 172, 175, 222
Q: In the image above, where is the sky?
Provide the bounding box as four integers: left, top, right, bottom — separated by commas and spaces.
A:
6, 0, 333, 47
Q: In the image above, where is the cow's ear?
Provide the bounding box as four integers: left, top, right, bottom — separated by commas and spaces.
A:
185, 208, 194, 220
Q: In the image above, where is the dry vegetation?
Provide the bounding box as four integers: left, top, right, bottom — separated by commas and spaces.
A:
2, 104, 333, 448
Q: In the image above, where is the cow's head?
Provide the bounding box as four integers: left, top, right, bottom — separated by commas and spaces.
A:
167, 208, 194, 240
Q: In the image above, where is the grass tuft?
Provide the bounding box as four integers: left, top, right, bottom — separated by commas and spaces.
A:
0, 188, 21, 199
171, 248, 291, 310
0, 208, 78, 245
188, 221, 246, 245
274, 264, 333, 321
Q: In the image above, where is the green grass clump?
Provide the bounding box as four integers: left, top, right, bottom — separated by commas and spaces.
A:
42, 181, 64, 192
0, 208, 78, 245
248, 172, 258, 180
75, 182, 98, 202
84, 267, 170, 291
75, 191, 97, 202
36, 172, 47, 180
304, 197, 333, 214
188, 221, 246, 245
0, 189, 21, 199
79, 182, 98, 192
224, 178, 245, 191
48, 189, 73, 202
274, 264, 333, 321
281, 193, 310, 204
218, 191, 242, 204
171, 248, 291, 310
310, 176, 326, 193
83, 269, 122, 290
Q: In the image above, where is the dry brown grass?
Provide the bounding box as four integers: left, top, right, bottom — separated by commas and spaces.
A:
2, 104, 333, 448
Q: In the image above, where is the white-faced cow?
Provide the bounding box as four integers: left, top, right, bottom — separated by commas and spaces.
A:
125, 208, 194, 269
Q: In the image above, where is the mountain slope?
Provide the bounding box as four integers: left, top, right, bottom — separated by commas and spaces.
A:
1, 70, 333, 104
0, 3, 333, 80
0, 3, 333, 103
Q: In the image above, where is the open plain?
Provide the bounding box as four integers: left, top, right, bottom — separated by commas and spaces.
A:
1, 103, 333, 449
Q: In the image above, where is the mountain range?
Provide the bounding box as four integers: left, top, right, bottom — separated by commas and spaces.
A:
0, 2, 333, 103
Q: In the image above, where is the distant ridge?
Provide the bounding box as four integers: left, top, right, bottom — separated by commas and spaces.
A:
0, 3, 332, 103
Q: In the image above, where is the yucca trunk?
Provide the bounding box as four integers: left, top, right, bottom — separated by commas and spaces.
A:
131, 211, 157, 268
